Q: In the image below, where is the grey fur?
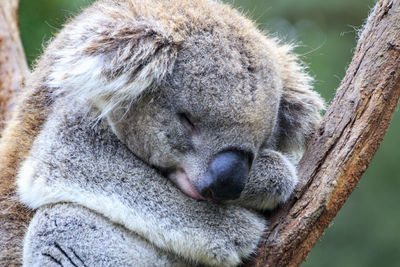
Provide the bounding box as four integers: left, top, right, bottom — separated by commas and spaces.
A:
20, 99, 266, 266
24, 203, 187, 267
16, 0, 325, 266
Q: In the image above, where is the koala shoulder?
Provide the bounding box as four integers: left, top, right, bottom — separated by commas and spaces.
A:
0, 65, 56, 266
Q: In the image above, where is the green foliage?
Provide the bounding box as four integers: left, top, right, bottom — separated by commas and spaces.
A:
18, 0, 400, 266
19, 0, 94, 65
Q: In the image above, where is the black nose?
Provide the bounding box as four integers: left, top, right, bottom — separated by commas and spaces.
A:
198, 150, 251, 201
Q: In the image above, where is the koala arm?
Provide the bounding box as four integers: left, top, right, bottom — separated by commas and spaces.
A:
24, 203, 188, 267
231, 149, 298, 211
18, 100, 265, 267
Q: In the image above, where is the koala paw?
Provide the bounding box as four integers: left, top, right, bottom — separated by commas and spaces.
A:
234, 149, 298, 211
183, 205, 266, 267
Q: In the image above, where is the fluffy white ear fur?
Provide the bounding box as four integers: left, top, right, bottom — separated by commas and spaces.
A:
47, 19, 179, 119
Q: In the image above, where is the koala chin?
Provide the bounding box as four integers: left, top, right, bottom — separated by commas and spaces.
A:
7, 0, 325, 266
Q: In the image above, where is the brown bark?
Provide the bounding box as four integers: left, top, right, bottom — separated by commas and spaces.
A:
0, 0, 28, 134
0, 1, 30, 266
246, 0, 400, 266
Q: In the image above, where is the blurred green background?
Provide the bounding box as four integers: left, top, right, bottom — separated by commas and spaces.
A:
18, 0, 399, 266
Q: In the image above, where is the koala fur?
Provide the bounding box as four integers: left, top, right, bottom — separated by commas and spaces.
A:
0, 0, 325, 266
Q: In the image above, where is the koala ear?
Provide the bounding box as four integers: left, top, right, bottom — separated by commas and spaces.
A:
47, 5, 180, 118
274, 44, 325, 160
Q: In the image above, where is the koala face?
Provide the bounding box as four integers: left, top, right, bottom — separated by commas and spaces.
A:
108, 32, 282, 201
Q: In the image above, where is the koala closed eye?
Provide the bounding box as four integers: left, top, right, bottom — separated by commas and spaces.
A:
177, 112, 199, 135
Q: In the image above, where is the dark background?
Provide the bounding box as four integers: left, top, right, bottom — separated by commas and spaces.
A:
18, 0, 400, 266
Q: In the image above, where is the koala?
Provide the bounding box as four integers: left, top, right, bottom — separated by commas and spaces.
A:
0, 0, 325, 266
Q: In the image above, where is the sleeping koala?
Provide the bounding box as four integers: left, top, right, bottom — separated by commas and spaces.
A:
8, 0, 325, 266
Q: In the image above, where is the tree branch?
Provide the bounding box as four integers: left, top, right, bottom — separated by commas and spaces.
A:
246, 0, 400, 266
0, 0, 28, 134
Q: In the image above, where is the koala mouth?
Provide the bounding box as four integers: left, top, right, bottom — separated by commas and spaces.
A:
169, 168, 205, 200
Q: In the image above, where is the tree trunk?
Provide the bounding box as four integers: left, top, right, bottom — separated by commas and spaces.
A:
245, 0, 400, 266
0, 1, 30, 266
0, 0, 28, 134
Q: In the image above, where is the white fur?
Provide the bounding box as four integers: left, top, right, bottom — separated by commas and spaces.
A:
48, 53, 154, 119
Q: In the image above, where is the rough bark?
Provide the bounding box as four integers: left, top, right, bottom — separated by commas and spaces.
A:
0, 1, 29, 266
0, 0, 28, 134
246, 0, 400, 266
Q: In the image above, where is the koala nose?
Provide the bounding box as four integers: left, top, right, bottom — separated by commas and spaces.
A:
199, 150, 251, 201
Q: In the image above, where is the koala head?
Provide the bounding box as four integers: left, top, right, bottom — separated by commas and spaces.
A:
52, 0, 324, 201
107, 29, 282, 200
